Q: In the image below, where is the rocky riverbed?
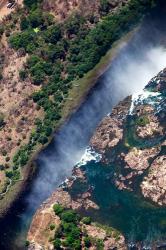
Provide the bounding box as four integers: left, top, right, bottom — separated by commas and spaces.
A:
27, 69, 166, 249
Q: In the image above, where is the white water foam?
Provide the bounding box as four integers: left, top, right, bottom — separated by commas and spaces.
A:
129, 89, 162, 115
77, 146, 102, 167
59, 147, 101, 188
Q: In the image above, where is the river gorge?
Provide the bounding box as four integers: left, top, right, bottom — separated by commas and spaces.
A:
0, 5, 166, 250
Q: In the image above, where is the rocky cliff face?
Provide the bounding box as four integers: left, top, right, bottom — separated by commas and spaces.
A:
27, 69, 166, 249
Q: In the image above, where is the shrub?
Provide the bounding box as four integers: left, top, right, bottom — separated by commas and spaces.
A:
24, 0, 39, 9
44, 126, 52, 137
9, 30, 37, 51
53, 204, 64, 216
44, 25, 62, 44
2, 149, 7, 156
5, 156, 10, 162
5, 170, 13, 178
84, 236, 91, 248
70, 226, 81, 239
100, 0, 110, 14
0, 27, 4, 36
0, 71, 3, 81
19, 70, 27, 80
50, 224, 55, 230
96, 239, 104, 250
0, 113, 5, 127
136, 116, 150, 127
20, 16, 29, 30
28, 9, 44, 28
82, 217, 91, 225
61, 210, 78, 223
12, 170, 21, 181
62, 222, 75, 233
62, 235, 75, 247
25, 240, 30, 247
31, 71, 45, 85
27, 55, 41, 68
38, 135, 48, 144
72, 239, 81, 250
53, 238, 61, 249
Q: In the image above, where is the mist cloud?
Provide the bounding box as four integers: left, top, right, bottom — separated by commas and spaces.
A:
24, 44, 166, 217
6, 24, 162, 248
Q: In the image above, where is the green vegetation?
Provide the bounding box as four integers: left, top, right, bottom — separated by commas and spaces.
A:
1, 0, 155, 188
53, 238, 61, 249
19, 69, 27, 80
0, 53, 4, 81
81, 216, 91, 225
50, 224, 55, 230
23, 0, 42, 10
53, 204, 64, 215
84, 236, 91, 247
0, 113, 5, 128
5, 169, 20, 182
52, 204, 123, 249
136, 115, 150, 127
0, 27, 4, 38
53, 205, 82, 249
25, 240, 30, 247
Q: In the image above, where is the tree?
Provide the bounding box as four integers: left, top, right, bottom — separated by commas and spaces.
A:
61, 210, 78, 223
100, 0, 110, 14
44, 126, 52, 137
44, 25, 62, 44
38, 135, 48, 144
20, 16, 29, 30
32, 91, 45, 102
5, 170, 13, 178
27, 55, 42, 68
24, 0, 38, 9
28, 9, 44, 28
19, 151, 29, 166
32, 70, 45, 85
9, 30, 36, 51
65, 14, 85, 36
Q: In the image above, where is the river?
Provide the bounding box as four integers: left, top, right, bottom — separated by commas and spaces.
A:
0, 8, 166, 250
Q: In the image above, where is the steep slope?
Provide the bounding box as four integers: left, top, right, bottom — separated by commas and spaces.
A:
42, 0, 129, 21
0, 0, 155, 215
27, 69, 166, 249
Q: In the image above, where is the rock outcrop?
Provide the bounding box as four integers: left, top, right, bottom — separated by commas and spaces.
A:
28, 176, 126, 250
90, 68, 166, 204
141, 155, 166, 205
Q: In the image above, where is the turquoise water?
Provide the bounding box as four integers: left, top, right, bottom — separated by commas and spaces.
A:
67, 161, 166, 245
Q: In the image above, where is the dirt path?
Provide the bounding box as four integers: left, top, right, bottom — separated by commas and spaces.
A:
0, 0, 23, 21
